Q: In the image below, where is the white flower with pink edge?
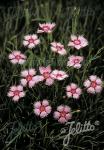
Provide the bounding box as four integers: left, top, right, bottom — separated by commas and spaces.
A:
20, 69, 43, 88
7, 85, 25, 102
53, 105, 72, 124
9, 51, 26, 64
51, 42, 67, 55
37, 23, 56, 33
39, 65, 54, 86
23, 34, 40, 49
51, 70, 68, 80
67, 55, 84, 69
33, 100, 52, 118
84, 75, 103, 94
66, 83, 82, 99
68, 35, 88, 50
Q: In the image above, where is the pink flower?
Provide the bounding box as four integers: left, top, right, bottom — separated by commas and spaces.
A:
51, 70, 68, 80
67, 55, 84, 69
9, 51, 27, 64
84, 75, 103, 94
51, 42, 67, 55
39, 65, 54, 86
68, 35, 88, 50
53, 105, 72, 124
7, 85, 25, 102
33, 100, 52, 118
23, 34, 40, 49
37, 23, 56, 33
20, 69, 43, 88
66, 83, 82, 99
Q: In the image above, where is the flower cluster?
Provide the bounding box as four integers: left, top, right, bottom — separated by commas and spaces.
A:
7, 22, 103, 124
7, 66, 68, 103
34, 100, 72, 124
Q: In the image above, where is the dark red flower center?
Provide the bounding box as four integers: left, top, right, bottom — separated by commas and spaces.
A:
40, 105, 45, 112
15, 55, 21, 60
56, 45, 63, 51
28, 38, 34, 43
73, 39, 81, 45
26, 75, 33, 81
91, 81, 97, 88
43, 72, 50, 79
56, 74, 63, 78
60, 111, 66, 117
74, 59, 80, 64
70, 88, 76, 94
14, 90, 20, 96
43, 26, 50, 31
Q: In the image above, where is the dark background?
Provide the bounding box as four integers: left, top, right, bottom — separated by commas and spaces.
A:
0, 0, 104, 150
0, 0, 104, 8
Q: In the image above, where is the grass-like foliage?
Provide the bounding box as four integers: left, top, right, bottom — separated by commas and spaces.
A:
0, 0, 104, 149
